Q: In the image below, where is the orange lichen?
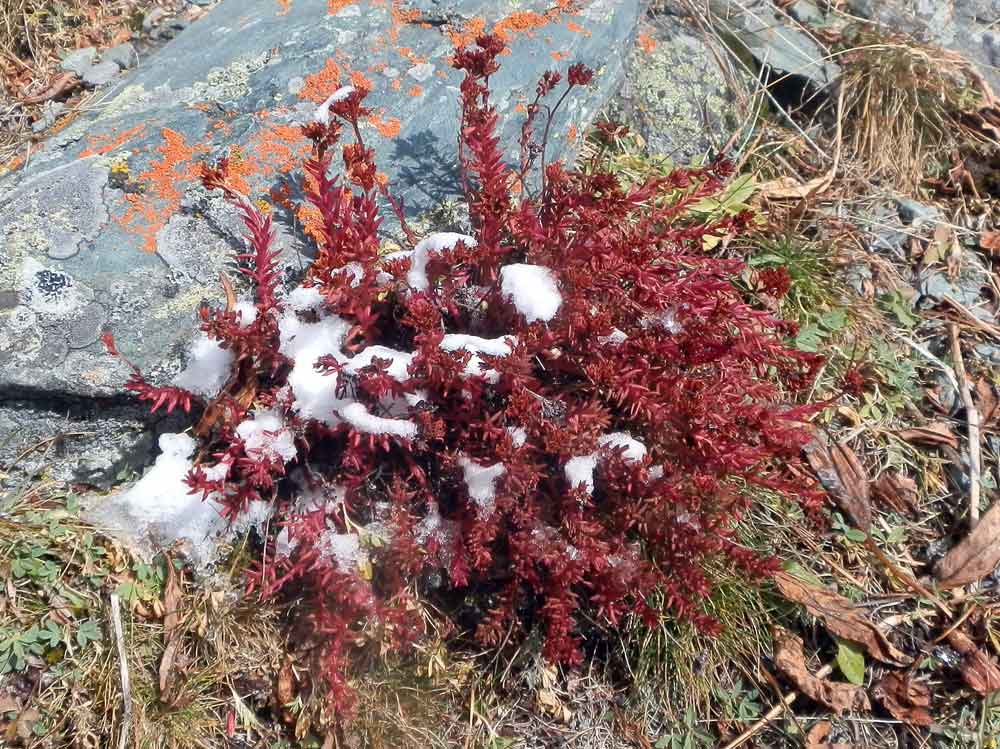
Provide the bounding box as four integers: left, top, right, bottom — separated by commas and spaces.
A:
446, 16, 486, 48
514, 102, 527, 114
367, 111, 402, 138
118, 128, 207, 252
327, 0, 357, 14
375, 171, 389, 187
565, 20, 589, 35
391, 78, 402, 91
300, 59, 342, 102
276, 0, 292, 14
637, 32, 657, 54
495, 10, 549, 40
567, 123, 578, 143
550, 50, 566, 61
79, 124, 147, 158
2, 154, 25, 174
350, 70, 375, 91
254, 123, 311, 176
408, 84, 423, 97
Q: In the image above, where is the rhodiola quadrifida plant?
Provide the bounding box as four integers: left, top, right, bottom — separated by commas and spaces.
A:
104, 34, 825, 714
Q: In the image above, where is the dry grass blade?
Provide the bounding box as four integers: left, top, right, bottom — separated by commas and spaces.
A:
773, 571, 911, 665
773, 627, 870, 715
935, 500, 1000, 587
837, 31, 987, 189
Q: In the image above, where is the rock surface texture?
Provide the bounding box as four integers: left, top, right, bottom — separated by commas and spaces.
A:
0, 0, 642, 490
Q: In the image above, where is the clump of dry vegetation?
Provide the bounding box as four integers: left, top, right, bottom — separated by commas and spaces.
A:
836, 28, 992, 188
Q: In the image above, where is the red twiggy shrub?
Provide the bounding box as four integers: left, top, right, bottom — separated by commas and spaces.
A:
106, 35, 824, 713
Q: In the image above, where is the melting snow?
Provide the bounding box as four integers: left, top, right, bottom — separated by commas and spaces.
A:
236, 408, 297, 462
173, 334, 234, 398
458, 456, 505, 518
499, 264, 562, 322
407, 233, 477, 291
564, 432, 647, 493
440, 333, 515, 383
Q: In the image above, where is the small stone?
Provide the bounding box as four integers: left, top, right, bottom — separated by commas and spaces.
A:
104, 43, 139, 70
143, 7, 167, 30
895, 198, 940, 227
61, 47, 97, 76
30, 101, 66, 134
189, 0, 214, 6
82, 61, 120, 87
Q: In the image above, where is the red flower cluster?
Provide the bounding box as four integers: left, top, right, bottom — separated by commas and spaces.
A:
107, 35, 824, 714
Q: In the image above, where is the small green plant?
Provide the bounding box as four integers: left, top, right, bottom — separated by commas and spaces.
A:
654, 705, 715, 749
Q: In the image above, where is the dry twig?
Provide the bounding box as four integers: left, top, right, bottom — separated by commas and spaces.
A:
109, 592, 132, 749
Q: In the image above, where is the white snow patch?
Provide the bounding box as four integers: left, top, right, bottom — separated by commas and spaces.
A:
103, 433, 268, 570
286, 285, 325, 313
407, 233, 477, 291
458, 457, 505, 517
320, 531, 364, 571
440, 333, 514, 383
234, 300, 257, 328
564, 433, 647, 494
279, 310, 351, 424
339, 401, 417, 438
507, 426, 527, 448
332, 262, 365, 288
598, 432, 647, 462
173, 334, 233, 399
345, 345, 414, 381
598, 328, 627, 346
236, 408, 297, 462
313, 85, 357, 124
499, 264, 562, 322
564, 454, 599, 493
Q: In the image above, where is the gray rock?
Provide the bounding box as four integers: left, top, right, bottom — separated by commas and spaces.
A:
0, 398, 160, 492
143, 7, 168, 31
82, 61, 121, 87
0, 0, 642, 497
61, 47, 97, 76
31, 101, 67, 134
708, 0, 840, 87
896, 198, 940, 227
611, 14, 739, 164
787, 0, 825, 25
918, 254, 994, 318
104, 43, 139, 70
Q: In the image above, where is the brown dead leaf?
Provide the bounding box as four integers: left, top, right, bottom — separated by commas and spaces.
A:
805, 721, 852, 749
872, 471, 919, 514
158, 556, 185, 704
158, 638, 181, 699
162, 556, 182, 635
980, 230, 1000, 256
935, 500, 1000, 588
773, 627, 870, 714
873, 673, 934, 727
220, 273, 237, 314
20, 72, 80, 105
758, 170, 834, 201
923, 223, 952, 267
774, 571, 911, 666
975, 378, 999, 425
277, 657, 298, 724
947, 629, 1000, 695
895, 423, 959, 450
804, 433, 871, 531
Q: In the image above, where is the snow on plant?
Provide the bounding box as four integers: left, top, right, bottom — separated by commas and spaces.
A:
104, 34, 824, 713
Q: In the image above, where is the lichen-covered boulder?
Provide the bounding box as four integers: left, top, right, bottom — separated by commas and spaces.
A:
0, 0, 642, 490
611, 11, 740, 164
